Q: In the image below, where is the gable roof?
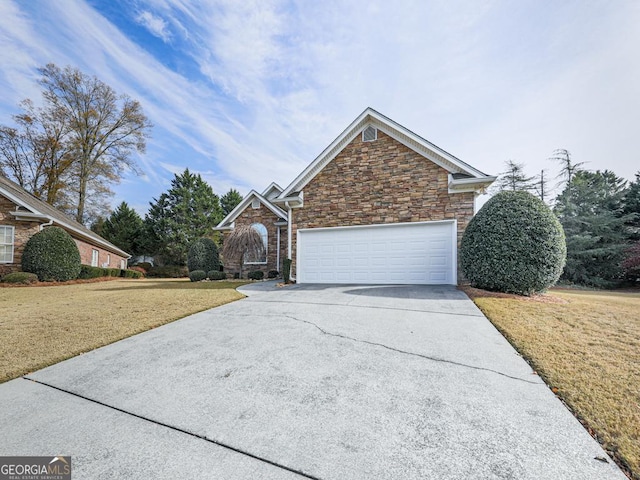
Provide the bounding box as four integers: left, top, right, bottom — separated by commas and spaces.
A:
0, 175, 130, 258
261, 182, 283, 199
214, 189, 287, 230
279, 107, 495, 198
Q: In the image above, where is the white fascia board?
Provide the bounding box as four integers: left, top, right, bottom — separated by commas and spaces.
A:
271, 191, 304, 208
279, 107, 492, 198
216, 190, 287, 228
448, 174, 497, 194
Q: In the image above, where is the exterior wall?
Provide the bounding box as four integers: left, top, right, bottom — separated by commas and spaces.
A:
222, 202, 287, 278
0, 195, 40, 276
290, 130, 475, 282
74, 238, 128, 269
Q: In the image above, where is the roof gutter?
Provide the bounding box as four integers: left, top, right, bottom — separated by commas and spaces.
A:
448, 175, 497, 194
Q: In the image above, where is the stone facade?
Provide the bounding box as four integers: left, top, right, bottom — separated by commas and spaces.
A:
0, 196, 40, 276
222, 201, 287, 278
290, 130, 475, 281
0, 194, 128, 276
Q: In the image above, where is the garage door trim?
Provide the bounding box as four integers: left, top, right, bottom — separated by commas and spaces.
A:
296, 219, 457, 285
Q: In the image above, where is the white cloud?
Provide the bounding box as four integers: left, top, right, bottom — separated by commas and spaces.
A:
135, 10, 171, 42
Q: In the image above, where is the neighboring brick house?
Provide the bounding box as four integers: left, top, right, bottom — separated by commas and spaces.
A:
214, 108, 495, 284
0, 175, 130, 276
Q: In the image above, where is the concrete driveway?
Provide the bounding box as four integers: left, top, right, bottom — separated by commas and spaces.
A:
0, 283, 626, 479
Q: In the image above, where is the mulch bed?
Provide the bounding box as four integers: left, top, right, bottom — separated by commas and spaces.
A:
458, 285, 569, 304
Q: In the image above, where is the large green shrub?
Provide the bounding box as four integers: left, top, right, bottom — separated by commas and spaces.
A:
248, 270, 264, 280
460, 191, 566, 295
22, 227, 81, 282
187, 238, 220, 273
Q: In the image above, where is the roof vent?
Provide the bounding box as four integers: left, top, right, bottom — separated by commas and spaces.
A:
362, 126, 377, 142
251, 199, 260, 209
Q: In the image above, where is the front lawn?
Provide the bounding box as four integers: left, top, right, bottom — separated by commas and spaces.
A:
466, 287, 640, 480
0, 278, 249, 383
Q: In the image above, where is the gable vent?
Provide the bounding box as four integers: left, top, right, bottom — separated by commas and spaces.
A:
251, 199, 260, 209
362, 126, 377, 142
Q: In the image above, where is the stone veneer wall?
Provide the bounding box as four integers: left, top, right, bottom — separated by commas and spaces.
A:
222, 201, 287, 278
0, 195, 40, 276
290, 130, 475, 282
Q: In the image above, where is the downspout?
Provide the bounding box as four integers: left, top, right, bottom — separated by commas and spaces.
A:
39, 219, 54, 231
276, 226, 281, 272
285, 201, 295, 281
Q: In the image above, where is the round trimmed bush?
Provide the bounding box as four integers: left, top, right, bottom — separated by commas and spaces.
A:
248, 270, 264, 280
187, 238, 220, 273
22, 227, 81, 282
460, 191, 566, 295
189, 270, 207, 282
207, 270, 226, 280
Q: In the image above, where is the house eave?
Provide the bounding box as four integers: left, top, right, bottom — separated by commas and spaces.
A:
447, 175, 496, 194
271, 193, 304, 208
8, 211, 131, 258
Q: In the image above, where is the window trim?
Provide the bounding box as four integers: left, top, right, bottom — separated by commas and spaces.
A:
244, 223, 268, 265
0, 225, 15, 263
91, 249, 99, 267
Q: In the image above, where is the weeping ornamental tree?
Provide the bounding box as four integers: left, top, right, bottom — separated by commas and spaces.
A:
222, 225, 265, 279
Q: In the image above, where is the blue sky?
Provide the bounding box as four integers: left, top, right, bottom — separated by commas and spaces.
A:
0, 0, 638, 215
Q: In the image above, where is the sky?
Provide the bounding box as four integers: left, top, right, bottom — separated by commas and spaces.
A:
0, 0, 638, 216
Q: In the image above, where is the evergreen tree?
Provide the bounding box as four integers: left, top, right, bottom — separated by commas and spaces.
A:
554, 170, 634, 287
100, 202, 145, 256
220, 188, 243, 217
146, 169, 222, 265
623, 172, 640, 241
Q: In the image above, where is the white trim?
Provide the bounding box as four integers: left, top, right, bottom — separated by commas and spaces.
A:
278, 108, 494, 198
297, 219, 455, 233
215, 190, 287, 229
91, 249, 99, 267
261, 182, 284, 198
276, 226, 281, 272
0, 225, 15, 263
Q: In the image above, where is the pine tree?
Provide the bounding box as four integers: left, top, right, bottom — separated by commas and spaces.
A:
100, 202, 145, 256
220, 188, 243, 217
146, 169, 223, 265
493, 160, 536, 192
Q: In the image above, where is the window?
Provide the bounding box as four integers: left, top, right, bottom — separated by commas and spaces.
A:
244, 223, 267, 264
251, 199, 260, 209
0, 226, 15, 263
107, 254, 111, 266
120, 259, 126, 269
91, 249, 99, 267
362, 125, 377, 142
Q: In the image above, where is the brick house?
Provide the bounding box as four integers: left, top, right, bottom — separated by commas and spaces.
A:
214, 108, 495, 284
0, 175, 130, 276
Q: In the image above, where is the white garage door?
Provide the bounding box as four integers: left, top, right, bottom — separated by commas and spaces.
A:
297, 220, 456, 285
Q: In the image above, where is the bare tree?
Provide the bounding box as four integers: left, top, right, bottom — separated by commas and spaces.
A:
534, 169, 550, 203
0, 100, 72, 204
551, 149, 586, 198
38, 64, 152, 223
493, 160, 536, 192
221, 224, 265, 279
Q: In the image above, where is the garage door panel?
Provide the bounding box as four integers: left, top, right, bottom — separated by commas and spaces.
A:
298, 222, 455, 285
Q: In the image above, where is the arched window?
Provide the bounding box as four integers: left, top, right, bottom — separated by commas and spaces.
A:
244, 223, 267, 264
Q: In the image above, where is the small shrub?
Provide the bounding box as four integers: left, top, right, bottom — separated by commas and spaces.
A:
79, 265, 104, 279
189, 270, 207, 282
187, 238, 220, 273
136, 262, 152, 272
1, 272, 39, 284
208, 271, 227, 280
124, 269, 143, 278
283, 258, 292, 283
147, 265, 189, 278
248, 270, 264, 280
460, 190, 566, 295
128, 266, 146, 276
267, 270, 279, 279
21, 226, 81, 282
106, 268, 120, 277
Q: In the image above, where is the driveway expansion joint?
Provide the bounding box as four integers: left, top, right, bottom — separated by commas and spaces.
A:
276, 314, 542, 385
22, 377, 324, 480
245, 298, 486, 318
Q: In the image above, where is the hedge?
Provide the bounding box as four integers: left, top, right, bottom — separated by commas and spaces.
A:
189, 270, 207, 282
1, 272, 39, 284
